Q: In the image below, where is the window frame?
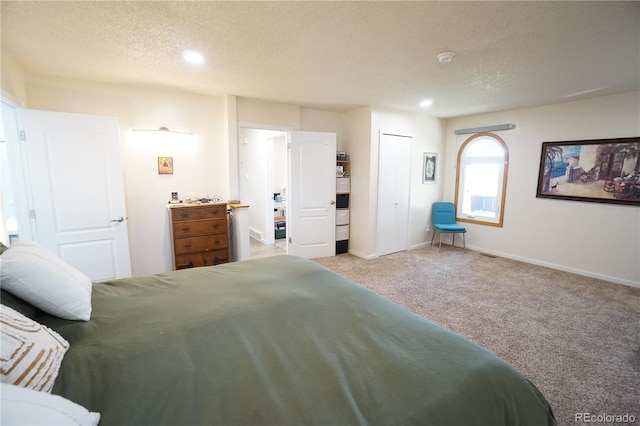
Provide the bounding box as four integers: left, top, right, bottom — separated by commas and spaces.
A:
454, 132, 509, 227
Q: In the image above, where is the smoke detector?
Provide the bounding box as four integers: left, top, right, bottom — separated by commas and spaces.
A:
436, 51, 456, 64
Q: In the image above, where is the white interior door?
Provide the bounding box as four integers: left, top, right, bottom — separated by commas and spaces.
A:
19, 109, 132, 281
289, 131, 336, 258
377, 132, 412, 256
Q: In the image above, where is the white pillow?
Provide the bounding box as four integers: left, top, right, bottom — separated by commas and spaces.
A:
0, 240, 92, 321
0, 305, 69, 392
1, 383, 100, 426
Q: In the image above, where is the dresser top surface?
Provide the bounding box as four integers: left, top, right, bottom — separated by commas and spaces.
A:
168, 202, 228, 209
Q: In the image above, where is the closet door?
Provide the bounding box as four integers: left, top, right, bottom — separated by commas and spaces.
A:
377, 132, 412, 256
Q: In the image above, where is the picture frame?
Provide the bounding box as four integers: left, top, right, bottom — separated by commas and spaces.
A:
536, 137, 640, 206
423, 152, 437, 184
158, 157, 174, 175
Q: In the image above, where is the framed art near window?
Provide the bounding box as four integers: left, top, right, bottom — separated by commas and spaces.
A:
536, 137, 640, 206
423, 152, 437, 184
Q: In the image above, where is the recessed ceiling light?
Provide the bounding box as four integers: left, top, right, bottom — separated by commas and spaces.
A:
420, 99, 433, 108
183, 50, 204, 64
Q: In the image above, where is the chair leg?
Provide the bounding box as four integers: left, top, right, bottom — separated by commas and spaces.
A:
430, 230, 436, 246
439, 232, 443, 249
452, 234, 455, 247
463, 233, 466, 250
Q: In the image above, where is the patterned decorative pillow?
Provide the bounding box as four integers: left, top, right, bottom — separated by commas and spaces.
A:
0, 239, 92, 321
0, 305, 70, 392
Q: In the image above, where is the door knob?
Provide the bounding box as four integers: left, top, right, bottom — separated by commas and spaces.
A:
110, 216, 125, 223
330, 201, 336, 205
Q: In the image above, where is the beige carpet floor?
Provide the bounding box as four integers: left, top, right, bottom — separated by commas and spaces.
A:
313, 246, 640, 426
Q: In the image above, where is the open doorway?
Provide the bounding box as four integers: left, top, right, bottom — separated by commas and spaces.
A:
238, 127, 337, 260
0, 98, 31, 246
238, 125, 289, 258
0, 117, 18, 244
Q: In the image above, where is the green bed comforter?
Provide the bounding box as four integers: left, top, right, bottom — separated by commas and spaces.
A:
40, 255, 555, 426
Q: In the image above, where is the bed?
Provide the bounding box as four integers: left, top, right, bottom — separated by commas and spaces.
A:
1, 244, 555, 425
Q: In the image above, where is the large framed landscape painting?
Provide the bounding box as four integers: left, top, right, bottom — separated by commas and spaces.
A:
536, 137, 640, 206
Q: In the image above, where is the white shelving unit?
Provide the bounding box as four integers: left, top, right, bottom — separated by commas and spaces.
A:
336, 160, 350, 254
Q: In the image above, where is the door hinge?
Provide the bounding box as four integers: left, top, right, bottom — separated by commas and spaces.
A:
287, 143, 291, 149
288, 236, 292, 244
19, 130, 26, 141
29, 209, 37, 219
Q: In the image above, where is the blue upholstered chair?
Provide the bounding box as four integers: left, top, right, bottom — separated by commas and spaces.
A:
430, 202, 467, 249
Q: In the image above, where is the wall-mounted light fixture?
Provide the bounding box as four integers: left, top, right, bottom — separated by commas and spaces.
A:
454, 124, 515, 135
133, 127, 193, 135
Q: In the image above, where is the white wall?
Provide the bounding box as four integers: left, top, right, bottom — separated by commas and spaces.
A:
301, 108, 343, 147
22, 73, 228, 276
239, 128, 270, 243
272, 134, 287, 195
340, 107, 373, 257
1, 52, 27, 106
237, 97, 300, 130
444, 91, 640, 286
7, 60, 636, 286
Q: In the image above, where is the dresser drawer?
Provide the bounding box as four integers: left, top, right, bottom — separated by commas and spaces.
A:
173, 234, 229, 255
172, 218, 227, 238
171, 205, 227, 221
175, 249, 230, 269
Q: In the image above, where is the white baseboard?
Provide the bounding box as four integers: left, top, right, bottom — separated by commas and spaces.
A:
466, 245, 639, 289
349, 242, 640, 288
249, 227, 262, 241
410, 242, 430, 250
340, 242, 637, 288
348, 249, 379, 260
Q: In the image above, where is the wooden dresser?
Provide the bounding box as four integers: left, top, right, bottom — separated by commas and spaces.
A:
169, 203, 230, 270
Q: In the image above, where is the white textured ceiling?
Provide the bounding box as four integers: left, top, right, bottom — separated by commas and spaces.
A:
1, 1, 639, 118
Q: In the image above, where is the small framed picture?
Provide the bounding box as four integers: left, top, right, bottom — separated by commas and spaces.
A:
423, 152, 437, 184
158, 157, 174, 175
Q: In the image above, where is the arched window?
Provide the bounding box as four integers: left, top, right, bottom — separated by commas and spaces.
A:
455, 133, 509, 227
